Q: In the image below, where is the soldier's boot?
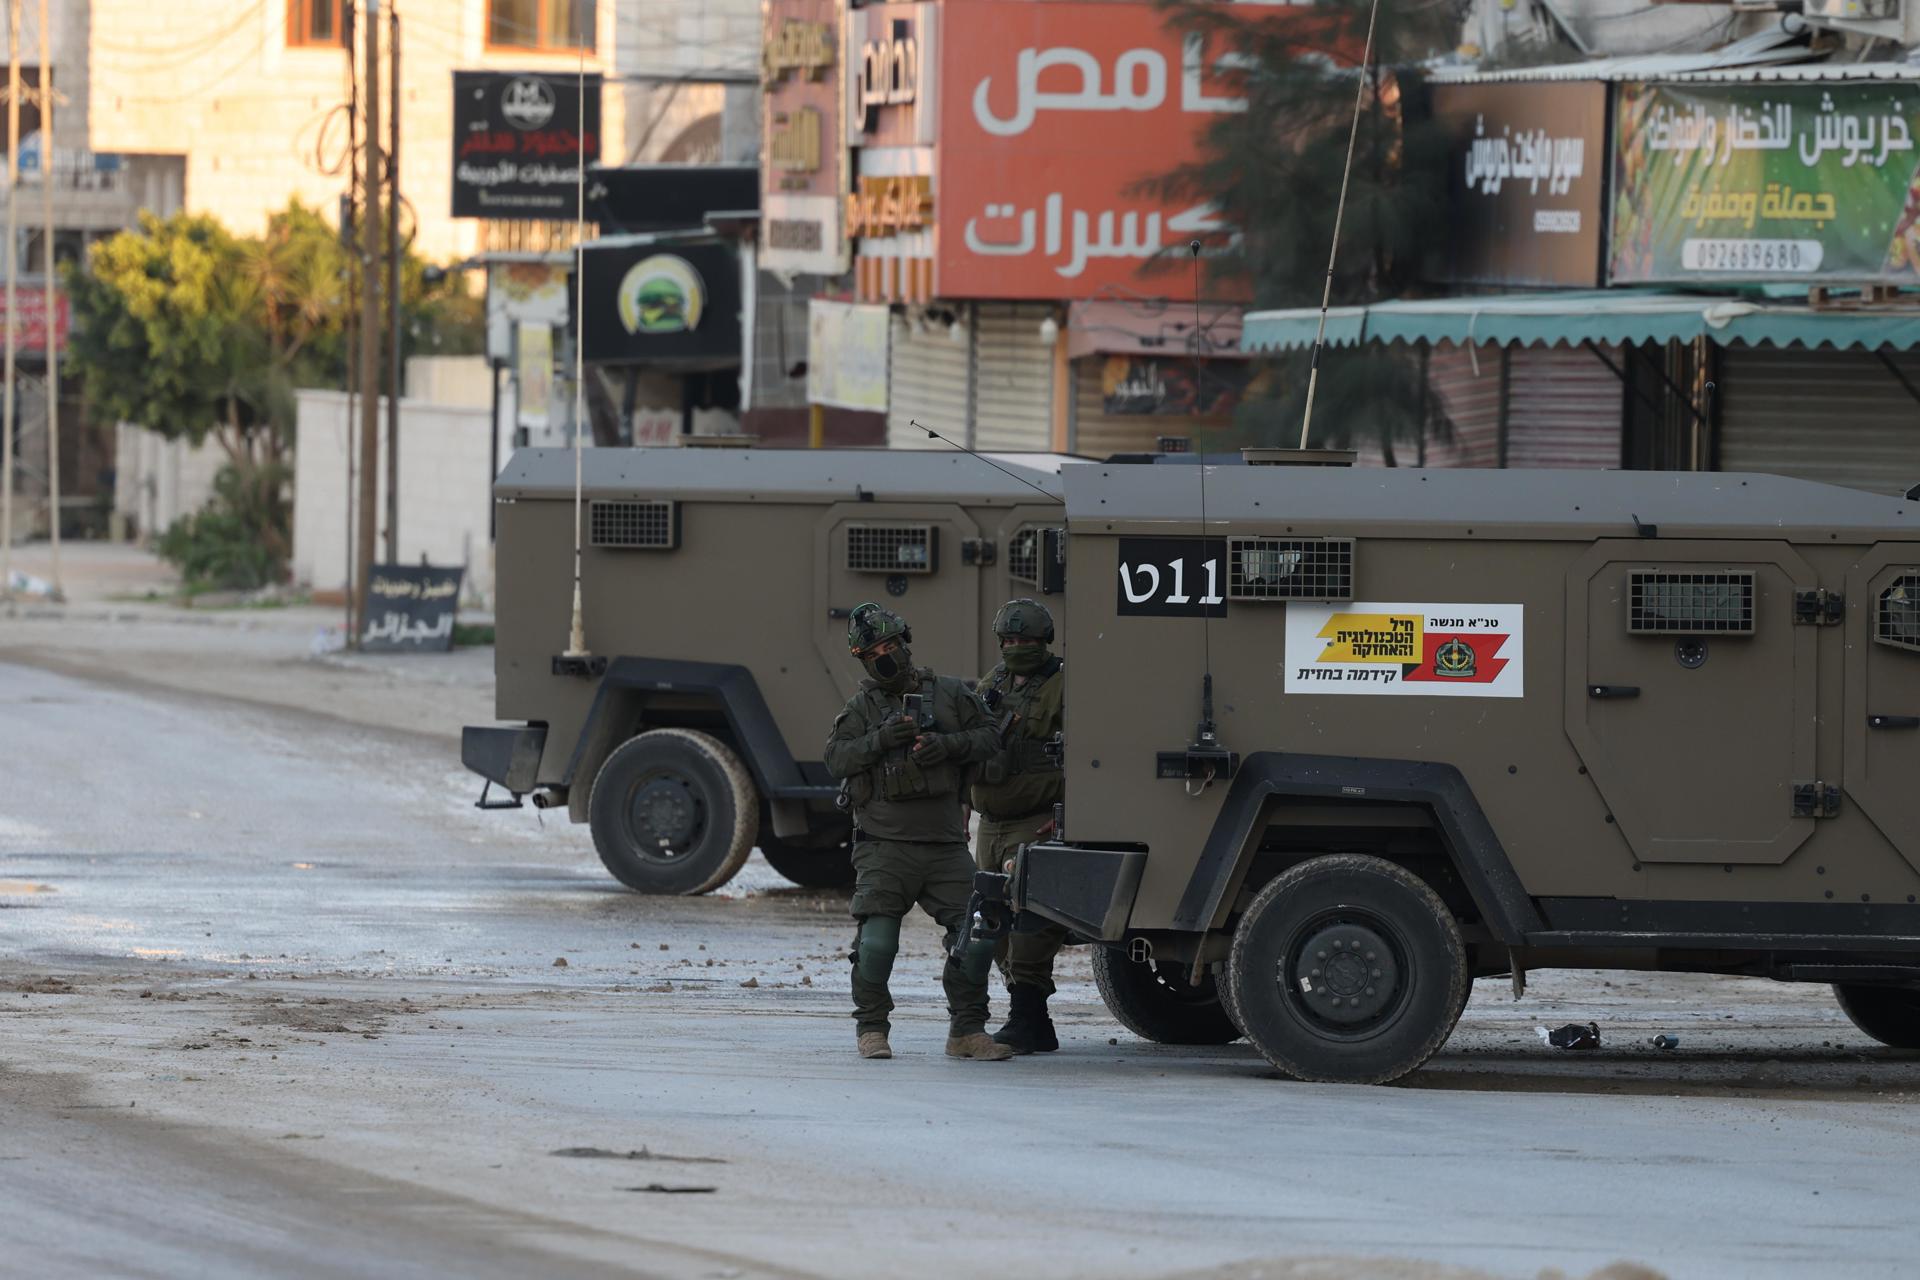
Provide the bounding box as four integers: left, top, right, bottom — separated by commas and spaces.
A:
945, 1031, 1015, 1061
992, 983, 1059, 1054
857, 1030, 892, 1060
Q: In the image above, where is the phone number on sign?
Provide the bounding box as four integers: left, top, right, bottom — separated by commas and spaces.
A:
1681, 238, 1824, 273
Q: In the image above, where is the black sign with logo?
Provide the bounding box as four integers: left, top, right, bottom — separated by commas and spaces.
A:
1116, 537, 1228, 618
361, 564, 464, 653
578, 240, 742, 365
452, 70, 602, 219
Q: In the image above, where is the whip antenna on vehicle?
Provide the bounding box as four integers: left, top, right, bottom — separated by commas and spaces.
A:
911, 419, 1065, 506
1298, 0, 1384, 450
1189, 239, 1219, 776
564, 47, 590, 659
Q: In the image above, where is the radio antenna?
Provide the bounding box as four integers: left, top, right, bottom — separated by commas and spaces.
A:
912, 419, 1065, 506
1298, 0, 1383, 450
1190, 239, 1218, 767
564, 46, 590, 659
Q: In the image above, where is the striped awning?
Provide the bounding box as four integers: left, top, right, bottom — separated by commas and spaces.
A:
1243, 292, 1920, 353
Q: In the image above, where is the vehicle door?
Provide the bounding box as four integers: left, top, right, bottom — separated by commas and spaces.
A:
1565, 540, 1819, 866
1843, 548, 1920, 875
813, 502, 983, 700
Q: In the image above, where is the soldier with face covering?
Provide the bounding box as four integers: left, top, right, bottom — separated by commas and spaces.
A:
972, 598, 1068, 1053
824, 603, 1014, 1062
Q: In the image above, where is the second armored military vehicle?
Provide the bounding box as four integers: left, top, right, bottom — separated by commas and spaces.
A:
461, 446, 1069, 894
986, 455, 1920, 1084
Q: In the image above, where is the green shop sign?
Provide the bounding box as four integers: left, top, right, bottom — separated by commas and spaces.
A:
1610, 81, 1920, 284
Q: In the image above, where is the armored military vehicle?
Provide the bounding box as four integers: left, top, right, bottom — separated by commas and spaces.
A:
461, 446, 1070, 894
983, 456, 1920, 1084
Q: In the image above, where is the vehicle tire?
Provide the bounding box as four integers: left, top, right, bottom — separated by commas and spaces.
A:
1227, 854, 1468, 1085
760, 836, 855, 889
1092, 945, 1243, 1045
1834, 983, 1920, 1050
588, 729, 758, 895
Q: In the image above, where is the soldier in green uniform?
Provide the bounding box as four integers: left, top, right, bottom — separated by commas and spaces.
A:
825, 603, 1014, 1062
972, 598, 1068, 1054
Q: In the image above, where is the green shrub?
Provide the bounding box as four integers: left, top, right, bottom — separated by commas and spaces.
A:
156, 464, 290, 590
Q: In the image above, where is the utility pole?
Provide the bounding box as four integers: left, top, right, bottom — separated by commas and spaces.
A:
353, 0, 381, 646
384, 4, 400, 564
38, 0, 57, 600
1, 0, 20, 604
341, 1, 359, 643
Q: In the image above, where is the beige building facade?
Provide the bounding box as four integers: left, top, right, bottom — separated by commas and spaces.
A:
83, 0, 759, 264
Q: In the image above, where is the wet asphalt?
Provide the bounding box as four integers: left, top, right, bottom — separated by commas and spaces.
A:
4, 656, 1920, 1280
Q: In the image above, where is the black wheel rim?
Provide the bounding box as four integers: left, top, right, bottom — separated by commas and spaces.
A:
1277, 908, 1412, 1041
625, 770, 708, 865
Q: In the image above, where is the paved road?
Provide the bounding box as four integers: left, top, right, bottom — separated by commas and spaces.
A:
3, 656, 1918, 1280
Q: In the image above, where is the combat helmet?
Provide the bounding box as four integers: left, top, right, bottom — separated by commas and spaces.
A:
847, 602, 913, 654
992, 598, 1055, 644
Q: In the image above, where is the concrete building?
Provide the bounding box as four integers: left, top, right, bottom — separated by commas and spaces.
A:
83, 0, 759, 263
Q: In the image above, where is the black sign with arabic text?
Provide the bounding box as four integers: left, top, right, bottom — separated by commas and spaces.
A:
361, 565, 464, 653
452, 71, 603, 219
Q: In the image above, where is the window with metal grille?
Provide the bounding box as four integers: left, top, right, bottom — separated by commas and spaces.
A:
1227, 537, 1354, 601
1628, 571, 1754, 634
847, 525, 937, 574
1877, 574, 1920, 651
589, 500, 677, 549
1007, 527, 1040, 585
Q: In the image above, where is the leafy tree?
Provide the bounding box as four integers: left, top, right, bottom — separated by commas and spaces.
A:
65, 202, 480, 584
1149, 0, 1459, 462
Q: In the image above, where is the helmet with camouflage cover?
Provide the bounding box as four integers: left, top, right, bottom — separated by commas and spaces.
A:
847, 602, 916, 687
993, 598, 1054, 644
993, 598, 1054, 676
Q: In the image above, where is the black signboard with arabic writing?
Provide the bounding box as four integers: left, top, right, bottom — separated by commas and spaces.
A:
361, 565, 464, 653
452, 71, 602, 219
1431, 81, 1606, 287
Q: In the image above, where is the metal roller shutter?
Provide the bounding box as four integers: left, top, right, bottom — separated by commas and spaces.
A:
972, 303, 1054, 451
1071, 357, 1232, 458
887, 312, 972, 449
1504, 345, 1623, 469
1719, 347, 1920, 495
1423, 342, 1502, 468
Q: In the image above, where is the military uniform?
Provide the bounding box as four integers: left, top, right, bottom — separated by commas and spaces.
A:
826, 604, 1012, 1061
972, 598, 1069, 1054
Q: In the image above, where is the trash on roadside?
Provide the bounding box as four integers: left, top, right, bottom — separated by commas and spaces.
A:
1651, 1034, 1680, 1051
309, 626, 348, 655
1536, 1021, 1601, 1050
5, 568, 55, 598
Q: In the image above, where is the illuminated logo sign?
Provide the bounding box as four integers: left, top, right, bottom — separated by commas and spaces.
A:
615, 255, 707, 336
845, 175, 931, 239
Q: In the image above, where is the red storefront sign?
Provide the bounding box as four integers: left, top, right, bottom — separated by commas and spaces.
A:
0, 289, 68, 353
937, 1, 1336, 301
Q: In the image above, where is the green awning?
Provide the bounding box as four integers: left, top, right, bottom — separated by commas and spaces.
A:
1243, 291, 1920, 353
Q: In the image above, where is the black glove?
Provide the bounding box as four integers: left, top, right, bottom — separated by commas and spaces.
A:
876, 718, 918, 750
910, 733, 955, 765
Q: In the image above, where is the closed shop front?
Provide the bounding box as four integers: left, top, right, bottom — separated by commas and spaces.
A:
1719, 347, 1920, 495
972, 303, 1055, 452
1504, 345, 1624, 469
887, 311, 972, 449
1071, 358, 1234, 458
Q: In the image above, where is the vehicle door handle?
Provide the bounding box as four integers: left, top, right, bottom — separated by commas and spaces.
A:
1868, 714, 1920, 729
828, 607, 852, 620
1588, 685, 1640, 699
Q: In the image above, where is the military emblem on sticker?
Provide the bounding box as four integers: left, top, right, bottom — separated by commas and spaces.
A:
1433, 637, 1477, 679
1284, 603, 1524, 698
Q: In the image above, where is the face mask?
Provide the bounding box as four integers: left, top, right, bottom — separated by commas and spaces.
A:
1001, 643, 1047, 675
863, 645, 913, 687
